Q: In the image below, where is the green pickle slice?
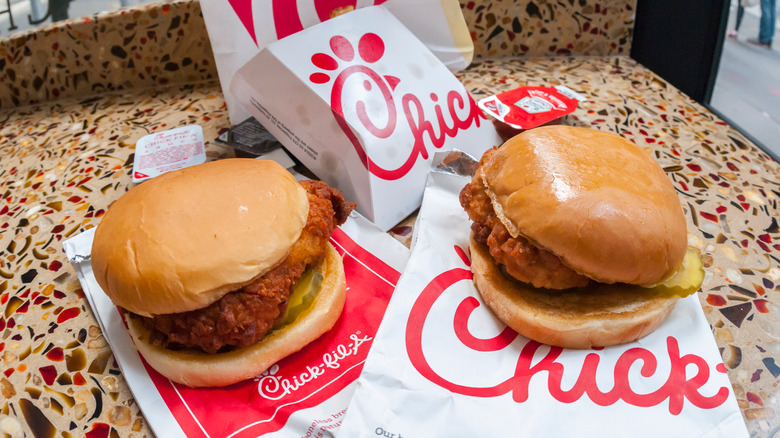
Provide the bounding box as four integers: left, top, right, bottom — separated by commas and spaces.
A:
650, 248, 705, 297
275, 268, 323, 328
583, 248, 704, 299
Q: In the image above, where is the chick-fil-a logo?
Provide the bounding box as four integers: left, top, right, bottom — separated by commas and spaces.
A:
307, 33, 487, 180
256, 333, 372, 400
405, 245, 731, 415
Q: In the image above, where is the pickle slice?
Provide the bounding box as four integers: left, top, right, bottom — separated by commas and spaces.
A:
656, 248, 705, 291
275, 269, 323, 328
547, 248, 705, 300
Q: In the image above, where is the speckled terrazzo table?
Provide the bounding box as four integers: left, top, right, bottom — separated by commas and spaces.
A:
0, 1, 778, 437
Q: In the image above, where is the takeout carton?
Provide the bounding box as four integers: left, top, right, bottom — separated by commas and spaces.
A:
337, 153, 750, 437
230, 6, 501, 231
200, 0, 475, 125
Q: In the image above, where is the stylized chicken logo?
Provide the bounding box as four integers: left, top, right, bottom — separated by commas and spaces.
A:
308, 32, 411, 178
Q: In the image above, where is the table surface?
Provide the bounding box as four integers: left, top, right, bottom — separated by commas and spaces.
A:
1, 54, 779, 437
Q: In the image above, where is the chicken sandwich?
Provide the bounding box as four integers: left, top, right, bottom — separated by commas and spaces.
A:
460, 126, 703, 348
92, 159, 354, 386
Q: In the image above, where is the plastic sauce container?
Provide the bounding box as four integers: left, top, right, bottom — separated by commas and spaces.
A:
478, 86, 585, 141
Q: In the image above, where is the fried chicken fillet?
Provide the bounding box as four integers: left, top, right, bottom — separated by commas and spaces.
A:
459, 148, 590, 290
136, 180, 355, 353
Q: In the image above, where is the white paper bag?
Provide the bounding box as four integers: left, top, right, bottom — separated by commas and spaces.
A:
230, 6, 501, 231
337, 152, 749, 438
200, 0, 474, 125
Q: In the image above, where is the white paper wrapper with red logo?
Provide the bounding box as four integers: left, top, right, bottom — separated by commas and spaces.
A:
63, 212, 409, 438
337, 152, 749, 438
201, 0, 474, 125
230, 6, 502, 231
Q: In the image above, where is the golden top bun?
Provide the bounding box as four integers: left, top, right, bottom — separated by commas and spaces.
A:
469, 237, 678, 349
126, 243, 346, 387
91, 159, 309, 317
481, 126, 687, 285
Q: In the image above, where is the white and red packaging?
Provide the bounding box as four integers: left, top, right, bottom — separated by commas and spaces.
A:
478, 86, 585, 140
64, 213, 409, 438
337, 152, 749, 438
201, 0, 474, 125
132, 125, 206, 183
230, 6, 502, 231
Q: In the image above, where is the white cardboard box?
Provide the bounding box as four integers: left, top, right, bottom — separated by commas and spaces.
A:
201, 0, 475, 125
231, 6, 501, 230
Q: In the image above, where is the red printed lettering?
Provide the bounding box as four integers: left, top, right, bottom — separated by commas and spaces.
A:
310, 33, 487, 180
405, 246, 731, 414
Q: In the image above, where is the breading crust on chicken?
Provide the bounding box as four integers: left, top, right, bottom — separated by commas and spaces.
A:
459, 148, 589, 290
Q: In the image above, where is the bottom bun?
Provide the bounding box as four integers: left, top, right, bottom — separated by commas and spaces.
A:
469, 236, 678, 349
126, 243, 347, 387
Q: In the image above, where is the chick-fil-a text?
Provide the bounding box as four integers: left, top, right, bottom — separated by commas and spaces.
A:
405, 253, 730, 415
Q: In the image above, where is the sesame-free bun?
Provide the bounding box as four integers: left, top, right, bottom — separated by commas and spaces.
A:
470, 237, 678, 349
91, 159, 309, 317
126, 243, 346, 387
480, 126, 687, 285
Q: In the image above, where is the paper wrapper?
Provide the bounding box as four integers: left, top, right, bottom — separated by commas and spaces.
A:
230, 6, 501, 231
64, 213, 409, 437
337, 151, 749, 437
201, 0, 474, 125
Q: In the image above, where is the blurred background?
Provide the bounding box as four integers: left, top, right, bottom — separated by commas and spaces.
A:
1, 0, 778, 159
711, 1, 780, 159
